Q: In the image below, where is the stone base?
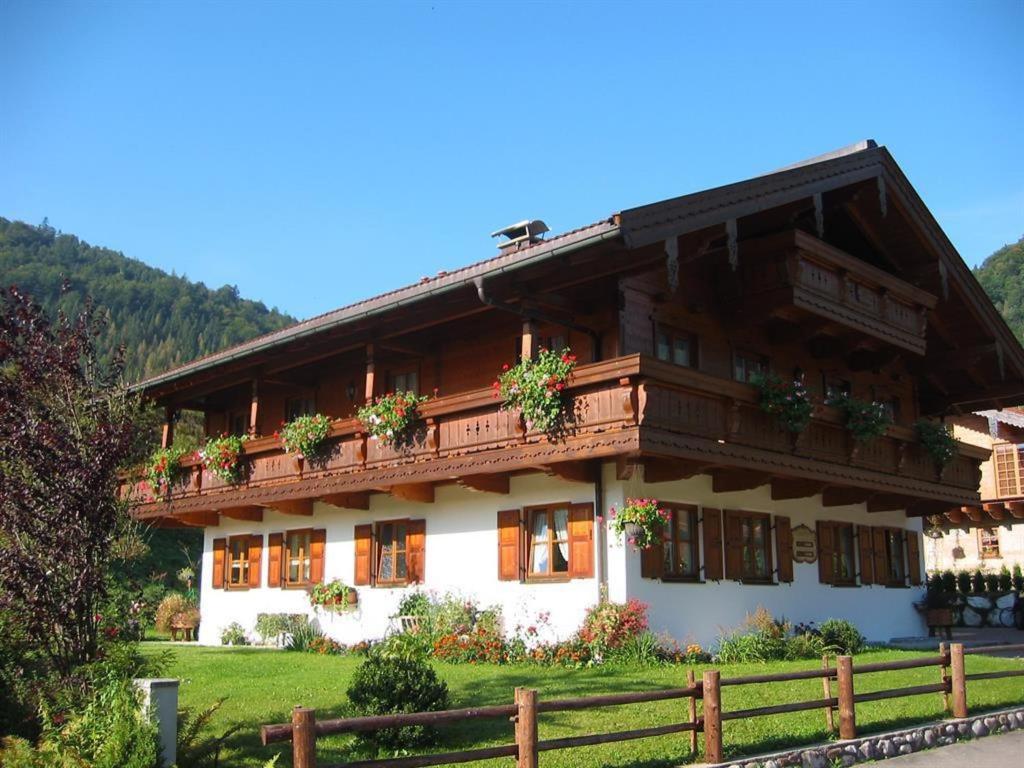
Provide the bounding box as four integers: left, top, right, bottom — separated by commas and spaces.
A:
705, 705, 1024, 768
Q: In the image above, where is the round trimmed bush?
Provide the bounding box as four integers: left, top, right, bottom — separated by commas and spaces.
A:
817, 619, 865, 654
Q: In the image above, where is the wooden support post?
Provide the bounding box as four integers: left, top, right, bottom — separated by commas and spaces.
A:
687, 668, 698, 754
939, 641, 951, 713
514, 687, 538, 768
291, 706, 316, 768
161, 407, 176, 449
950, 642, 968, 718
702, 670, 722, 763
822, 654, 835, 733
249, 379, 260, 437
521, 320, 537, 361
837, 655, 856, 740
365, 344, 376, 404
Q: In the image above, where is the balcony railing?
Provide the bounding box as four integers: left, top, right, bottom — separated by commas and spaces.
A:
124, 355, 984, 511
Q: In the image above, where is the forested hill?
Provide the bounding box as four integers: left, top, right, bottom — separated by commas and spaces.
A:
974, 235, 1024, 344
0, 217, 296, 380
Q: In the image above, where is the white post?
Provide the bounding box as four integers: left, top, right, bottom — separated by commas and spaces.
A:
135, 678, 179, 767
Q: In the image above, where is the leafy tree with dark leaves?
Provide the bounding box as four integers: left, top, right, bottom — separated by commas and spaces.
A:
0, 286, 143, 678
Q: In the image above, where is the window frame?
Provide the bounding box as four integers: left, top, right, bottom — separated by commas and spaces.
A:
822, 373, 851, 402
978, 527, 1001, 559
285, 396, 316, 422
880, 527, 907, 587
229, 410, 249, 437
282, 528, 314, 588
831, 522, 858, 586
654, 325, 698, 369
735, 509, 773, 583
661, 503, 701, 581
390, 369, 420, 396
524, 503, 572, 582
994, 443, 1024, 498
375, 518, 411, 587
225, 534, 252, 590
733, 350, 768, 383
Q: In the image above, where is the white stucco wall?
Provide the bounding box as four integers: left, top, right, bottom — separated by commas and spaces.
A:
927, 524, 1024, 572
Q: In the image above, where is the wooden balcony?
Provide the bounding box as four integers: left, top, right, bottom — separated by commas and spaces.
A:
735, 229, 938, 355
127, 355, 985, 523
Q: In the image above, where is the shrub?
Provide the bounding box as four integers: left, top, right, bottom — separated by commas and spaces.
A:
346, 654, 450, 751
283, 619, 322, 652
393, 590, 432, 619
176, 698, 242, 768
528, 638, 594, 668
785, 632, 824, 660
957, 570, 973, 595
1013, 564, 1024, 593
154, 592, 199, 633
608, 631, 662, 666
985, 572, 1001, 593
220, 623, 248, 646
939, 570, 957, 594
432, 627, 508, 665
716, 629, 787, 663
818, 619, 865, 655
578, 599, 649, 657
375, 632, 433, 663
307, 636, 346, 656
999, 565, 1013, 592
972, 569, 986, 594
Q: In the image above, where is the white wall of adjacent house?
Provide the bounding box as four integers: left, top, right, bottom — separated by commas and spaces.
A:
927, 524, 1024, 572
603, 471, 927, 647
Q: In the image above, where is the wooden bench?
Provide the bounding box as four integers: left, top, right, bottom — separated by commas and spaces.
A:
170, 623, 195, 641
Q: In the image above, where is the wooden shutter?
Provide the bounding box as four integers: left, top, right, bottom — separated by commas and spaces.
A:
817, 521, 835, 585
567, 504, 594, 579
703, 508, 724, 581
857, 525, 874, 585
906, 530, 922, 586
775, 515, 793, 583
640, 536, 664, 579
310, 528, 326, 584
354, 524, 373, 586
407, 519, 426, 583
212, 537, 226, 589
872, 527, 889, 586
247, 534, 263, 588
267, 532, 283, 588
497, 509, 523, 581
723, 510, 743, 581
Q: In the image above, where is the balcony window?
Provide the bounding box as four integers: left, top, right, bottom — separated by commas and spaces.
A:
391, 371, 419, 395
979, 527, 1000, 559
823, 375, 851, 401
733, 351, 768, 383
994, 444, 1024, 497
229, 411, 249, 437
656, 328, 697, 368
286, 397, 316, 421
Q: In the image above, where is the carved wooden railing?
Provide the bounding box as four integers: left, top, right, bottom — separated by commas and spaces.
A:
122, 355, 985, 506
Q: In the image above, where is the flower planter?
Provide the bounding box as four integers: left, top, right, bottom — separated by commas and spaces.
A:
624, 522, 644, 541
926, 608, 954, 640
346, 588, 358, 606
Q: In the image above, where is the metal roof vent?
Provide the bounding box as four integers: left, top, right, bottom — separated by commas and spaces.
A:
490, 219, 549, 251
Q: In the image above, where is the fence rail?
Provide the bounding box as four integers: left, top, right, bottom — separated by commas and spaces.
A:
259, 642, 1024, 768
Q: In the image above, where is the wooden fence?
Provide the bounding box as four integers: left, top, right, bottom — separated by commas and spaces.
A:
259, 642, 1024, 768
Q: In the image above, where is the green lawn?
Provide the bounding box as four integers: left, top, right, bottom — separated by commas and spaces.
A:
144, 643, 1024, 768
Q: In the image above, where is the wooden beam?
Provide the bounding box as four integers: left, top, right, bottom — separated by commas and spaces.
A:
945, 509, 964, 526
364, 344, 376, 403
543, 461, 595, 484
218, 505, 264, 521
642, 457, 710, 484
161, 406, 176, 449
711, 469, 768, 494
521, 319, 537, 361
961, 505, 984, 523
770, 477, 825, 501
261, 498, 314, 516
174, 511, 219, 527
821, 487, 873, 507
387, 483, 435, 503
615, 455, 641, 481
457, 474, 510, 494
1006, 500, 1024, 520
866, 494, 909, 513
983, 502, 1006, 521
319, 492, 371, 510
249, 378, 261, 437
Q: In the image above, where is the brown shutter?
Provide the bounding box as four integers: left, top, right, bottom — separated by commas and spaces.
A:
247, 534, 263, 588
407, 519, 426, 583
354, 524, 373, 585
497, 510, 523, 581
906, 530, 922, 586
775, 515, 793, 583
267, 532, 283, 588
817, 521, 835, 585
857, 525, 874, 585
310, 528, 326, 584
872, 527, 889, 586
703, 508, 724, 581
212, 537, 226, 588
568, 504, 594, 579
723, 510, 743, 581
640, 536, 664, 579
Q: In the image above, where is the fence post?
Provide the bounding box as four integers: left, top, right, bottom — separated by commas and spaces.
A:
938, 641, 950, 714
950, 642, 968, 718
703, 670, 722, 763
686, 669, 698, 754
837, 655, 856, 740
821, 654, 834, 733
292, 706, 317, 768
515, 687, 538, 768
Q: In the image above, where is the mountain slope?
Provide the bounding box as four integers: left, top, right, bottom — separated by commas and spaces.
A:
0, 217, 296, 380
974, 235, 1024, 344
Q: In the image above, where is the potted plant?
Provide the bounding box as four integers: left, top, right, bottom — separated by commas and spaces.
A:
277, 412, 333, 469
493, 347, 577, 434
608, 497, 670, 550
358, 391, 429, 446
198, 433, 248, 483
143, 444, 189, 498
915, 419, 957, 469
827, 392, 892, 443
311, 579, 357, 612
749, 371, 813, 432
924, 588, 956, 638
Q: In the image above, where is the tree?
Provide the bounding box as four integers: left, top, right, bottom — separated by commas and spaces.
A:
0, 286, 143, 677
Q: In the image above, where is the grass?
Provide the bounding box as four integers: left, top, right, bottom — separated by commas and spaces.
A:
143, 643, 1024, 768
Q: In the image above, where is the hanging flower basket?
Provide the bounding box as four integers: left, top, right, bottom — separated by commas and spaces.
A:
277, 413, 333, 458
493, 347, 577, 434
915, 419, 958, 469
827, 393, 892, 443
608, 498, 669, 550
357, 391, 429, 446
311, 579, 357, 612
199, 434, 248, 484
749, 371, 813, 433
143, 445, 189, 497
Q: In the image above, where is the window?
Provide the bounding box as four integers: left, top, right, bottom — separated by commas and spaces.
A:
994, 444, 1024, 497
655, 327, 697, 368
227, 535, 251, 588
733, 351, 768, 383
527, 505, 570, 578
823, 375, 851, 401
229, 410, 249, 437
376, 519, 409, 585
872, 388, 901, 422
979, 527, 1000, 559
883, 528, 906, 585
540, 334, 566, 353
736, 510, 771, 581
284, 529, 312, 586
832, 523, 856, 585
662, 504, 699, 578
285, 396, 316, 421
391, 370, 419, 395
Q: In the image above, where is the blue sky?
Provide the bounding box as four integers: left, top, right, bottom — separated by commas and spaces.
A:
1, 0, 1021, 319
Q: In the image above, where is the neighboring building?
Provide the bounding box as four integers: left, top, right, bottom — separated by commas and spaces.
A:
125, 141, 1024, 646
927, 410, 1024, 572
